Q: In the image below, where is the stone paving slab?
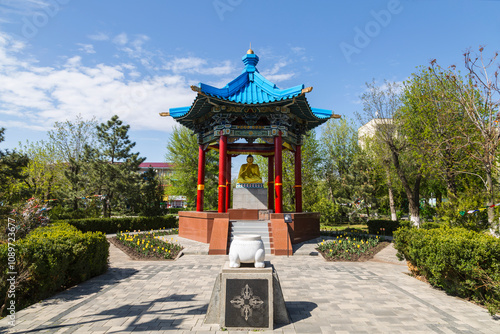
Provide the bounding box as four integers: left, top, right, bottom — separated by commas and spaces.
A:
0, 238, 498, 333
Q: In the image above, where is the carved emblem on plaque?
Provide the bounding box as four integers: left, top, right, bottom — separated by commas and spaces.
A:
230, 284, 264, 321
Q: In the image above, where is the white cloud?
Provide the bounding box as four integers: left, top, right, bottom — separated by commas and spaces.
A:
0, 33, 30, 68
88, 32, 109, 41
264, 73, 295, 83
260, 58, 295, 83
0, 0, 47, 17
77, 43, 95, 54
163, 57, 234, 76
131, 34, 149, 49
0, 33, 197, 133
291, 46, 305, 54
0, 119, 48, 132
113, 33, 128, 46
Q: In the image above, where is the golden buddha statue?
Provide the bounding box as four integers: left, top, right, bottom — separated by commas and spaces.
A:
237, 155, 262, 184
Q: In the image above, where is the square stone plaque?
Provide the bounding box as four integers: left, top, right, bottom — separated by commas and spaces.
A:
225, 279, 269, 328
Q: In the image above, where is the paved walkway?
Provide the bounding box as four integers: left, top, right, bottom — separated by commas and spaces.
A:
1, 236, 498, 333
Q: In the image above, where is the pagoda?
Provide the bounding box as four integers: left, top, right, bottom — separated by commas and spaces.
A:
160, 48, 339, 255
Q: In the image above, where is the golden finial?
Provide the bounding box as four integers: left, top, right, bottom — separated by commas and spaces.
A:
247, 42, 254, 54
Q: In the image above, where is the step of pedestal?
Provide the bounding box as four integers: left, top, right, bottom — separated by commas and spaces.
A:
230, 220, 272, 254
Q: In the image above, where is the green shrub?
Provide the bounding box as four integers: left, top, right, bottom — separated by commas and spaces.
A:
311, 198, 343, 226
420, 221, 443, 230
435, 189, 490, 231
394, 227, 500, 315
0, 223, 109, 316
49, 204, 100, 220
56, 215, 178, 234
367, 219, 401, 237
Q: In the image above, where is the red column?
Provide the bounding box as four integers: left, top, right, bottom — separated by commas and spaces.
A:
274, 133, 283, 214
225, 154, 231, 212
196, 145, 206, 212
218, 134, 227, 213
268, 155, 274, 211
295, 145, 303, 213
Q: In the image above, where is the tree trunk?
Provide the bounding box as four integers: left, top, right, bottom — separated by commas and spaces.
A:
436, 191, 442, 208
409, 200, 420, 226
389, 145, 421, 226
409, 173, 422, 227
486, 171, 494, 226
443, 147, 457, 196
102, 199, 107, 218
385, 167, 397, 221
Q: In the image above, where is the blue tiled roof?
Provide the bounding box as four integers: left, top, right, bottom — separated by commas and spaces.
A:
311, 108, 333, 119
194, 52, 305, 104
169, 106, 190, 118
167, 50, 335, 124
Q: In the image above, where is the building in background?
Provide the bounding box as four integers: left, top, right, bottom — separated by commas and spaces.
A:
138, 162, 187, 208
357, 118, 394, 149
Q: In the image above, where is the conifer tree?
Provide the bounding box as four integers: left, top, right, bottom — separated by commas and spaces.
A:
0, 128, 29, 218
138, 167, 164, 216
85, 115, 145, 217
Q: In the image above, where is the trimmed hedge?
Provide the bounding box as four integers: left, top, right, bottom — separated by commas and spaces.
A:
394, 227, 500, 315
165, 208, 186, 215
367, 219, 402, 237
56, 215, 178, 234
0, 223, 109, 316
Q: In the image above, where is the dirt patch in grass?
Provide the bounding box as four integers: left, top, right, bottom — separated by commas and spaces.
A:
108, 237, 182, 261
317, 241, 390, 262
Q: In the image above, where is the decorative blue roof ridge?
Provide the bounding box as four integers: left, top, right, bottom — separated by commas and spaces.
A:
311, 107, 334, 119
169, 106, 190, 118
185, 49, 312, 105
242, 52, 259, 73
193, 70, 305, 104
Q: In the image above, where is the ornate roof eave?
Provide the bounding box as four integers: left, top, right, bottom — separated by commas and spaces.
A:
164, 92, 333, 132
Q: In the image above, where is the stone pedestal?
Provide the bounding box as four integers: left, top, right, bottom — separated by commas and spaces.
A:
233, 188, 267, 210
205, 261, 289, 330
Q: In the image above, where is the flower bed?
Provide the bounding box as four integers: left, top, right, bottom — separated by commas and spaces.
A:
317, 233, 387, 261
112, 229, 182, 260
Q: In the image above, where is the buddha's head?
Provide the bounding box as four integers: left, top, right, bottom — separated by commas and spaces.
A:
246, 154, 254, 164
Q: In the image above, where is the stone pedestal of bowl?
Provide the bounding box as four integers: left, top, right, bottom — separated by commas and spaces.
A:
205, 261, 290, 329
229, 235, 265, 268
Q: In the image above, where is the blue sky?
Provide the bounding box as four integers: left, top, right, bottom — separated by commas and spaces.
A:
0, 0, 499, 166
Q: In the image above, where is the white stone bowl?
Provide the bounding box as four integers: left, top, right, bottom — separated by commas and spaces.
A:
229, 234, 265, 268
